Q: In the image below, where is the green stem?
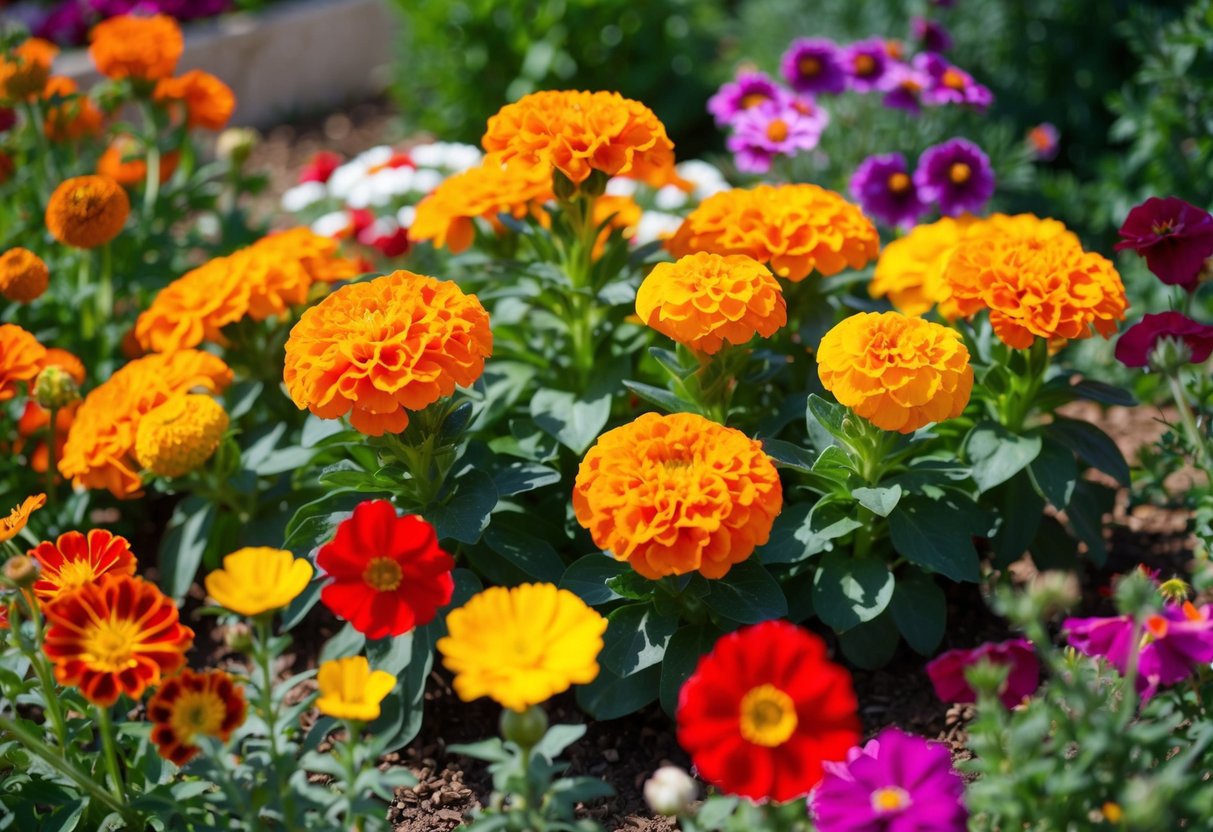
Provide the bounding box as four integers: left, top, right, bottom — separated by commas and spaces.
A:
1001, 338, 1050, 432
0, 715, 128, 818
24, 597, 68, 748
94, 705, 126, 805
138, 100, 162, 226
1166, 371, 1209, 465
78, 252, 95, 340
254, 615, 295, 824
98, 242, 113, 338
341, 724, 368, 831
45, 405, 59, 503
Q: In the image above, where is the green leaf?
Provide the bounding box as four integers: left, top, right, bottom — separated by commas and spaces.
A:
756, 503, 813, 564
1029, 515, 1078, 571
42, 799, 85, 832
159, 497, 216, 601
838, 611, 900, 669
852, 484, 903, 517
889, 570, 946, 655
559, 554, 629, 605
760, 439, 816, 474
430, 469, 498, 544
533, 724, 587, 760
302, 413, 352, 447
575, 664, 661, 720
600, 604, 679, 676
991, 471, 1045, 568
1068, 378, 1137, 407
703, 560, 788, 624
319, 623, 366, 662
1046, 417, 1130, 486
282, 489, 364, 553
483, 523, 565, 583
491, 460, 561, 497
1067, 480, 1116, 566
530, 389, 611, 453
806, 394, 847, 451
888, 495, 983, 583
659, 625, 722, 715
812, 552, 895, 631
964, 422, 1043, 492
621, 380, 698, 415
1027, 436, 1078, 509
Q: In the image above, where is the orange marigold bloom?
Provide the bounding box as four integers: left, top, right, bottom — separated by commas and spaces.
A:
89, 14, 183, 81
153, 70, 235, 130
573, 412, 783, 579
410, 163, 553, 254
16, 400, 76, 474
43, 76, 104, 142
134, 228, 362, 354
42, 574, 193, 706
482, 90, 679, 187
668, 184, 880, 282
31, 529, 137, 605
591, 194, 643, 258
97, 135, 180, 187
636, 252, 786, 354
942, 215, 1127, 349
283, 271, 493, 436
817, 311, 973, 434
147, 668, 246, 765
0, 247, 49, 302
0, 323, 47, 401
0, 38, 57, 100
45, 175, 130, 249
60, 350, 233, 498
0, 494, 46, 544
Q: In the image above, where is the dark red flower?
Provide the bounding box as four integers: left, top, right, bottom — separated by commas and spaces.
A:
676, 620, 861, 802
1114, 311, 1213, 368
298, 150, 343, 184
317, 499, 455, 640
1115, 197, 1213, 290
369, 226, 411, 258
925, 638, 1039, 709
0, 107, 15, 133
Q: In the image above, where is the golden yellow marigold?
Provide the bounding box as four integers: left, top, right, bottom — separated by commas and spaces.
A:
817, 311, 973, 434
0, 323, 47, 401
89, 14, 183, 81
283, 270, 492, 436
316, 656, 397, 722
60, 350, 233, 498
0, 38, 57, 100
636, 252, 787, 354
204, 547, 314, 617
45, 175, 130, 249
134, 393, 229, 478
409, 163, 553, 254
942, 215, 1126, 349
135, 228, 361, 354
869, 216, 976, 316
482, 89, 679, 187
153, 69, 235, 131
0, 247, 49, 302
573, 412, 783, 579
668, 184, 880, 282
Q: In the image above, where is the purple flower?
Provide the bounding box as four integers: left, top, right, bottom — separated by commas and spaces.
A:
914, 138, 995, 216
912, 17, 953, 53
1115, 312, 1213, 369
849, 153, 928, 228
1064, 602, 1213, 700
917, 54, 993, 110
33, 1, 92, 45
780, 38, 848, 95
725, 98, 828, 174
841, 39, 890, 92
811, 728, 967, 832
1026, 123, 1060, 161
925, 638, 1040, 709
1115, 197, 1213, 291
707, 71, 787, 126
880, 61, 931, 114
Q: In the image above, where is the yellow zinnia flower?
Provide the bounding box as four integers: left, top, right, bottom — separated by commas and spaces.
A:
315, 656, 397, 721
437, 583, 607, 712
204, 547, 314, 617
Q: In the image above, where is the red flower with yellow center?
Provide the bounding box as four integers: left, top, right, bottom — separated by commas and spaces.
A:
147, 668, 247, 765
317, 499, 455, 640
31, 529, 137, 606
42, 574, 193, 706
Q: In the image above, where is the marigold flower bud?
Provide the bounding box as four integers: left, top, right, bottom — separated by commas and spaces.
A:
644, 766, 697, 816
1026, 570, 1080, 619
134, 394, 229, 478
3, 555, 39, 587
499, 704, 549, 749
33, 365, 80, 410
216, 127, 259, 167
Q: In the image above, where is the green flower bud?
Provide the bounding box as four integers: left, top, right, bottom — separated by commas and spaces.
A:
499, 703, 549, 749
33, 365, 80, 410
552, 169, 577, 201
581, 169, 609, 198
216, 127, 259, 168
1147, 335, 1192, 373
2, 555, 38, 588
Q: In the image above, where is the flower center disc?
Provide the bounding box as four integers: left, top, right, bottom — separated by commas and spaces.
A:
169, 690, 227, 743
362, 557, 403, 591
871, 785, 913, 814
766, 118, 790, 142
55, 559, 99, 592
887, 172, 911, 194
738, 683, 798, 747
942, 68, 967, 90
949, 162, 972, 184
740, 92, 769, 110
854, 54, 877, 76
83, 616, 141, 672
798, 56, 821, 77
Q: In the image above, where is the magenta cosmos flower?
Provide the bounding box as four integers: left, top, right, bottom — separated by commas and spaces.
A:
780, 38, 848, 95
850, 153, 927, 228
914, 138, 995, 216
925, 638, 1040, 709
811, 728, 967, 832
726, 98, 828, 174
917, 54, 993, 110
707, 71, 788, 126
1064, 601, 1213, 699
1115, 197, 1213, 291
912, 17, 953, 53
1115, 311, 1213, 368
880, 62, 931, 114
842, 39, 891, 92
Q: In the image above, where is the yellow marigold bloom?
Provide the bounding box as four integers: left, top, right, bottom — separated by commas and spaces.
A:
409, 163, 553, 253
135, 228, 360, 354
0, 38, 57, 100
204, 547, 314, 617
437, 583, 607, 712
573, 412, 783, 579
943, 215, 1126, 349
61, 350, 233, 498
45, 175, 130, 249
0, 323, 47, 401
636, 252, 786, 354
0, 247, 50, 302
870, 216, 976, 316
89, 14, 183, 81
0, 494, 46, 544
153, 69, 236, 131
283, 270, 493, 436
134, 393, 229, 478
668, 184, 879, 282
817, 311, 973, 434
316, 656, 397, 721
482, 90, 679, 187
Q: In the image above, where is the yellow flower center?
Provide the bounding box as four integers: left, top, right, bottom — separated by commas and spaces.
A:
798, 56, 821, 77
887, 172, 911, 194
738, 684, 798, 747
53, 559, 99, 593
739, 92, 769, 110
362, 557, 403, 591
766, 118, 790, 142
942, 68, 967, 90
1102, 802, 1123, 822
854, 54, 877, 76
82, 616, 141, 672
169, 690, 227, 743
1151, 220, 1176, 236
871, 786, 912, 814
949, 162, 971, 184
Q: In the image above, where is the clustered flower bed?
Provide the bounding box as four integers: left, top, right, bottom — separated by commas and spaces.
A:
3, 9, 1213, 832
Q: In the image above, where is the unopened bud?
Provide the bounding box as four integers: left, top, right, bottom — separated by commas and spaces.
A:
3, 555, 38, 587
644, 766, 697, 816
1027, 570, 1080, 619
552, 170, 577, 201
581, 169, 609, 198
499, 704, 548, 749
33, 365, 80, 410
1147, 335, 1192, 373
1114, 569, 1160, 619
224, 621, 253, 653
216, 127, 259, 168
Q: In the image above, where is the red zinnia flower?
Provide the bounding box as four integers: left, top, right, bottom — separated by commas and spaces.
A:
298, 150, 343, 184
1114, 311, 1213, 369
1115, 197, 1213, 291
676, 620, 861, 802
43, 574, 193, 706
31, 529, 137, 605
147, 668, 247, 765
317, 499, 455, 640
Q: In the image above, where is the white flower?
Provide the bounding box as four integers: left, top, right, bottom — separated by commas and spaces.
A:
410, 168, 445, 194
411, 141, 482, 171
396, 205, 417, 228
311, 210, 351, 238
634, 211, 684, 246
606, 177, 639, 197
280, 181, 328, 213
643, 766, 696, 817
327, 146, 395, 199
677, 159, 730, 199
654, 185, 688, 211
